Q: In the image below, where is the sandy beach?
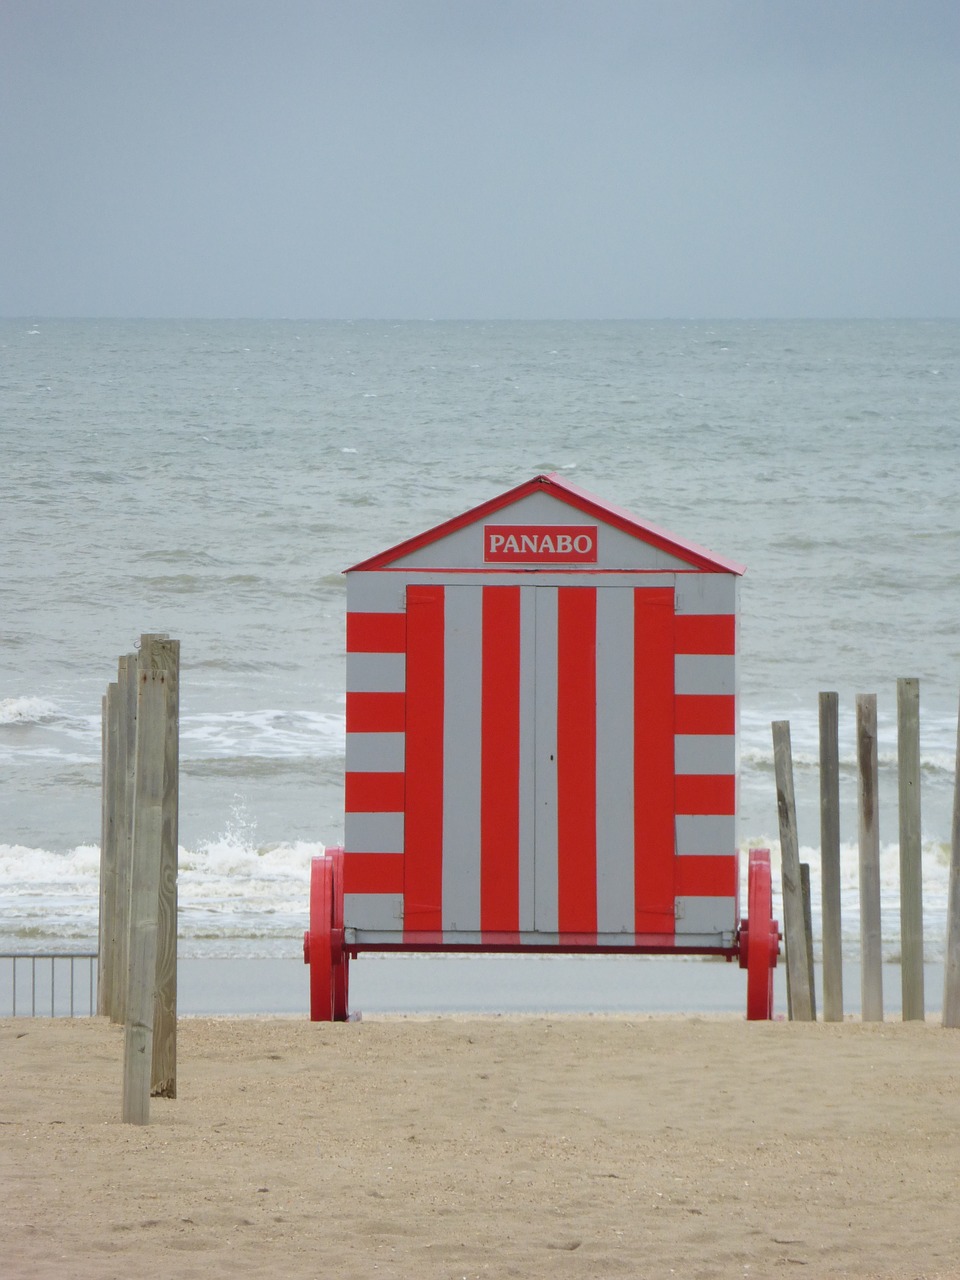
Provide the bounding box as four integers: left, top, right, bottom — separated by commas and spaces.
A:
4, 1014, 960, 1279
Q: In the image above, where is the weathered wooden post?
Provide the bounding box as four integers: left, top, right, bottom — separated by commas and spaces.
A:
138, 633, 180, 1098
772, 720, 814, 1021
800, 862, 817, 1020
819, 691, 843, 1021
943, 696, 960, 1028
97, 682, 121, 1016
112, 653, 138, 1024
122, 665, 167, 1124
857, 693, 883, 1022
897, 678, 924, 1020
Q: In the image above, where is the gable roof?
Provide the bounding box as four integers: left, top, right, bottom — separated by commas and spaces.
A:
346, 473, 746, 575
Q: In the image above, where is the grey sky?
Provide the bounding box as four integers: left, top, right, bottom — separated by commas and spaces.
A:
2, 0, 958, 319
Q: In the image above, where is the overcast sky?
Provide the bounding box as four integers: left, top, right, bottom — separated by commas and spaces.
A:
1, 1, 958, 319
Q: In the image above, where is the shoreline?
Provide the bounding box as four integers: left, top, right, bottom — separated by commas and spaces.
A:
3, 952, 949, 1019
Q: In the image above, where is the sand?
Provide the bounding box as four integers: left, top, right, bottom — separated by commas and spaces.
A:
3, 1014, 960, 1280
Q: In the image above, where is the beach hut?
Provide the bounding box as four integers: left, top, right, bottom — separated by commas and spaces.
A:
304, 474, 778, 1018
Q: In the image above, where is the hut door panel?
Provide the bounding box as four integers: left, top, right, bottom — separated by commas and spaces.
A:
403, 583, 676, 942
532, 586, 676, 938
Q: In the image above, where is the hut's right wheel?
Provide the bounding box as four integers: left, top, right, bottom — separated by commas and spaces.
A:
304, 854, 335, 1021
745, 849, 778, 1021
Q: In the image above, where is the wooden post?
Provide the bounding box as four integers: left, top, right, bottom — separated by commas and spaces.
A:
122, 667, 167, 1124
97, 683, 121, 1016
943, 697, 960, 1028
112, 654, 138, 1024
819, 692, 843, 1021
801, 862, 817, 1020
772, 720, 814, 1021
857, 694, 884, 1022
139, 634, 179, 1098
897, 678, 924, 1020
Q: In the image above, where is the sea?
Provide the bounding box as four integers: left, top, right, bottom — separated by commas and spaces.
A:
2, 318, 958, 1008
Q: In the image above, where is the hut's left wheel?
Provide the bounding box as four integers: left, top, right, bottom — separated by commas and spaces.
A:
304, 849, 349, 1022
741, 848, 779, 1021
330, 846, 350, 1022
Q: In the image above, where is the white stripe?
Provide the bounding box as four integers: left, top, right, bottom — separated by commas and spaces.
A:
344, 893, 403, 933
595, 588, 635, 934
675, 654, 736, 695
441, 586, 483, 934
533, 587, 559, 934
675, 896, 737, 941
346, 652, 406, 693
345, 812, 404, 854
675, 734, 736, 776
517, 587, 537, 931
346, 732, 405, 772
674, 575, 738, 615
675, 815, 736, 856
346, 574, 406, 613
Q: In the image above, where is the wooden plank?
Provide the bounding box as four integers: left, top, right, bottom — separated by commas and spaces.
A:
857, 694, 884, 1022
772, 720, 813, 1021
819, 692, 843, 1022
97, 684, 121, 1017
139, 634, 179, 1098
897, 678, 924, 1021
122, 668, 166, 1124
801, 862, 817, 1020
943, 697, 960, 1028
112, 654, 138, 1024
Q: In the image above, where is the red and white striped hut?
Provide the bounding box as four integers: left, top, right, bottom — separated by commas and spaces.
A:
304, 473, 778, 1020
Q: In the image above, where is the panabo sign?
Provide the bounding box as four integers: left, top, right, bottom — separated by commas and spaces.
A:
483, 524, 598, 563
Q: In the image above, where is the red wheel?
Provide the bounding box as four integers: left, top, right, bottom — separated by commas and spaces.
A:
329, 846, 350, 1022
745, 848, 779, 1021
304, 854, 335, 1021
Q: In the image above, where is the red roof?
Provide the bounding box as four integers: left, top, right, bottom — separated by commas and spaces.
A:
346, 473, 746, 575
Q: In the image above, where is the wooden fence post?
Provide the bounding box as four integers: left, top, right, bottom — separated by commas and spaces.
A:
772, 720, 814, 1021
943, 696, 960, 1028
122, 667, 167, 1124
97, 683, 121, 1016
897, 678, 924, 1021
819, 691, 843, 1021
801, 862, 817, 1020
138, 634, 179, 1098
857, 694, 883, 1022
111, 654, 138, 1024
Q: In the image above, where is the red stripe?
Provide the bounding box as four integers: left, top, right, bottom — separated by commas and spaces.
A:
346, 691, 406, 734
346, 612, 406, 653
556, 587, 597, 934
675, 774, 736, 815
674, 614, 735, 655
403, 586, 445, 936
675, 694, 735, 735
480, 586, 521, 935
634, 588, 676, 934
675, 855, 738, 898
343, 852, 404, 895
344, 772, 404, 813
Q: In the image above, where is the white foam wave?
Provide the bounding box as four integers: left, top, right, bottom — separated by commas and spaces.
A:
1, 833, 954, 961
0, 838, 323, 950
0, 696, 63, 725
180, 709, 345, 759
740, 745, 958, 777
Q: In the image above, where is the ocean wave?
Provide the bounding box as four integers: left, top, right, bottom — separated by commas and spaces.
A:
740, 746, 958, 777
181, 708, 344, 758
0, 696, 63, 725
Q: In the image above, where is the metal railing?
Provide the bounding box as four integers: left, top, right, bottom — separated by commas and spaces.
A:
1, 952, 99, 1017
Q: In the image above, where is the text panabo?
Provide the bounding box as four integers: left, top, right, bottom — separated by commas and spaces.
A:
483, 524, 598, 563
